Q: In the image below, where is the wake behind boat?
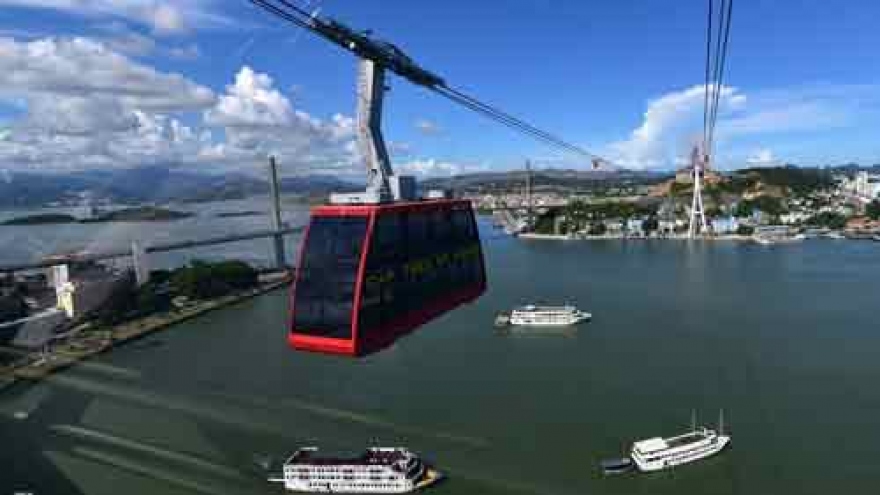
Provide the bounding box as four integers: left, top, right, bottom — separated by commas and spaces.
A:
630, 411, 730, 472
495, 304, 591, 328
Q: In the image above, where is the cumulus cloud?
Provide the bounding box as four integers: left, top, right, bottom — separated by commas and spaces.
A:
205, 67, 296, 128
0, 37, 528, 179
203, 66, 358, 172
0, 39, 363, 174
606, 82, 880, 170
0, 36, 214, 170
0, 37, 215, 111
102, 28, 156, 56
607, 84, 745, 169
0, 0, 213, 35
746, 148, 776, 167
397, 159, 486, 178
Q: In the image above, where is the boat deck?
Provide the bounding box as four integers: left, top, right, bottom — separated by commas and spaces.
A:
665, 431, 709, 448
288, 448, 412, 466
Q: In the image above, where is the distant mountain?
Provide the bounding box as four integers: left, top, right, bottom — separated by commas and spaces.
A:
824, 163, 880, 174
420, 168, 671, 193
0, 166, 359, 208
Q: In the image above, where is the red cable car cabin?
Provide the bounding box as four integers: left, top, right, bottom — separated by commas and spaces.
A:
288, 199, 486, 356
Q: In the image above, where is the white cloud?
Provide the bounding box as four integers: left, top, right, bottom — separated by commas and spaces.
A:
0, 37, 215, 111
168, 43, 200, 60
93, 21, 156, 56
415, 119, 442, 135
607, 84, 745, 170
397, 159, 486, 178
149, 3, 184, 34
203, 66, 358, 172
720, 102, 850, 137
746, 148, 776, 167
0, 0, 216, 35
605, 82, 880, 170
103, 29, 156, 56
0, 36, 214, 171
205, 67, 296, 128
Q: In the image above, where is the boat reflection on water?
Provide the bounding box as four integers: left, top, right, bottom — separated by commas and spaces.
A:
495, 324, 578, 338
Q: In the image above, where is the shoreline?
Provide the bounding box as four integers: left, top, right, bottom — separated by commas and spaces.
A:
517, 233, 754, 241
1, 277, 291, 386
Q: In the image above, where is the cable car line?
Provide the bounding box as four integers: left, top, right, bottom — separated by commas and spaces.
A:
432, 86, 603, 161
710, 0, 734, 153
703, 0, 734, 159
432, 88, 586, 157
702, 0, 714, 152
247, 0, 611, 166
244, 0, 643, 357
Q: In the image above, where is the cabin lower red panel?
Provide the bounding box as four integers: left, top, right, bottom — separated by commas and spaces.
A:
288, 333, 357, 356
356, 284, 485, 356
289, 284, 484, 357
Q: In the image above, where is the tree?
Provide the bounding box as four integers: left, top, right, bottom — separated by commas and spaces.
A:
752, 195, 785, 216
705, 206, 723, 218
807, 212, 847, 230
867, 200, 880, 220
0, 292, 27, 322
170, 260, 258, 300
149, 269, 173, 285
734, 201, 752, 218
93, 273, 138, 325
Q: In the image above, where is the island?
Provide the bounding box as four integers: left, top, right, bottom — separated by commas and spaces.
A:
85, 207, 194, 223
215, 210, 264, 218
3, 207, 194, 226
2, 213, 78, 225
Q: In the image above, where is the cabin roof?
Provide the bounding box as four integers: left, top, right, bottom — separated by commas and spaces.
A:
633, 437, 668, 453
288, 448, 412, 467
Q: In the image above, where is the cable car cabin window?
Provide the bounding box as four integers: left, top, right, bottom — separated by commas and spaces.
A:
359, 204, 485, 336
293, 217, 367, 339
360, 213, 402, 332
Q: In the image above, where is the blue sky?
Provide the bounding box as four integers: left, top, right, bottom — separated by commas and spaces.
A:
1, 0, 880, 176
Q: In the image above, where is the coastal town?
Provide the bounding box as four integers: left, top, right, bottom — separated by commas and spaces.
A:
3, 164, 880, 387
1, 256, 290, 389
472, 166, 880, 243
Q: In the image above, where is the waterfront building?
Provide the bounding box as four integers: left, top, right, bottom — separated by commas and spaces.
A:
627, 218, 645, 236
711, 216, 739, 234
853, 171, 880, 201
845, 216, 880, 232
779, 211, 811, 225
605, 220, 625, 234
658, 220, 677, 234
54, 263, 130, 319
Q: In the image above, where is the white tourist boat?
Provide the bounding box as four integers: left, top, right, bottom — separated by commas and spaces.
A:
270, 447, 442, 493
500, 305, 591, 327
630, 411, 730, 472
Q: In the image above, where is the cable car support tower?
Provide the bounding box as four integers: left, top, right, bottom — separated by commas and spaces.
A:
248, 0, 609, 204
691, 0, 734, 238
